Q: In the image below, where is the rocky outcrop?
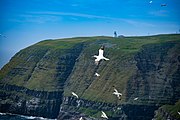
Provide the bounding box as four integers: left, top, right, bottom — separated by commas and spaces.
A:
58, 96, 160, 120
58, 96, 127, 120
0, 84, 62, 118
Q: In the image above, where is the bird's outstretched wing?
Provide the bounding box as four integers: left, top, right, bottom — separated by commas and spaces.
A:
103, 57, 109, 61
72, 92, 79, 98
101, 111, 108, 119
114, 88, 118, 93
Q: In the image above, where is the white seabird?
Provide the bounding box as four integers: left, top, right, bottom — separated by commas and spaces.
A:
149, 1, 152, 4
72, 92, 79, 99
178, 111, 180, 115
93, 46, 109, 65
101, 111, 108, 119
113, 88, 122, 100
95, 72, 100, 77
117, 107, 121, 110
134, 97, 138, 100
79, 117, 83, 120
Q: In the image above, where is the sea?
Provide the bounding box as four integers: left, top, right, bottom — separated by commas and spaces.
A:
0, 112, 57, 120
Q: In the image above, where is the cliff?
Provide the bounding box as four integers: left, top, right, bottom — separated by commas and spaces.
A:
0, 34, 180, 119
0, 39, 84, 118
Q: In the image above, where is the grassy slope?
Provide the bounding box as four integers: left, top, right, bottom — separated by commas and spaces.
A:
63, 34, 180, 103
162, 100, 180, 119
0, 34, 180, 94
0, 38, 86, 91
155, 100, 180, 120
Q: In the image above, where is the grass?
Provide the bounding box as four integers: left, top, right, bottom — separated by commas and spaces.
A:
154, 100, 180, 120
161, 100, 180, 119
78, 107, 119, 118
0, 34, 180, 93
61, 34, 180, 103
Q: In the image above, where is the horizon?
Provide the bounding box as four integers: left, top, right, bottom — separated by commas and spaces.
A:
0, 0, 180, 68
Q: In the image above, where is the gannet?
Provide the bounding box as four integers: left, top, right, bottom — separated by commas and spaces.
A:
101, 111, 108, 119
113, 88, 122, 100
79, 117, 83, 120
95, 72, 100, 77
117, 107, 121, 110
72, 92, 79, 99
134, 97, 138, 100
178, 111, 180, 115
93, 46, 109, 65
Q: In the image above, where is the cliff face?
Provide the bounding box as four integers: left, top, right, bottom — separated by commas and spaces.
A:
127, 42, 180, 104
0, 41, 84, 118
59, 37, 180, 119
0, 34, 180, 119
0, 84, 62, 118
58, 96, 159, 120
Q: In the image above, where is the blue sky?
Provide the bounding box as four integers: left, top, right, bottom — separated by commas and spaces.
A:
0, 0, 180, 68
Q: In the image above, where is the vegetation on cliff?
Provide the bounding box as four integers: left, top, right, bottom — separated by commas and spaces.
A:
0, 34, 180, 119
154, 100, 180, 120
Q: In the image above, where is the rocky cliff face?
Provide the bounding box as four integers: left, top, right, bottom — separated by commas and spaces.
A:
59, 39, 180, 120
0, 42, 84, 118
0, 35, 180, 119
0, 84, 62, 118
127, 42, 180, 104
57, 96, 159, 120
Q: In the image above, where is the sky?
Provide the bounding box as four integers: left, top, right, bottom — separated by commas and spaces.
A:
0, 0, 180, 68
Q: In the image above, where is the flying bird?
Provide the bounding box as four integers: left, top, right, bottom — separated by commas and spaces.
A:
161, 4, 167, 7
95, 72, 100, 77
134, 97, 138, 100
72, 92, 79, 99
113, 88, 122, 100
117, 107, 121, 110
79, 117, 83, 120
93, 46, 109, 65
101, 111, 108, 119
178, 111, 180, 115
